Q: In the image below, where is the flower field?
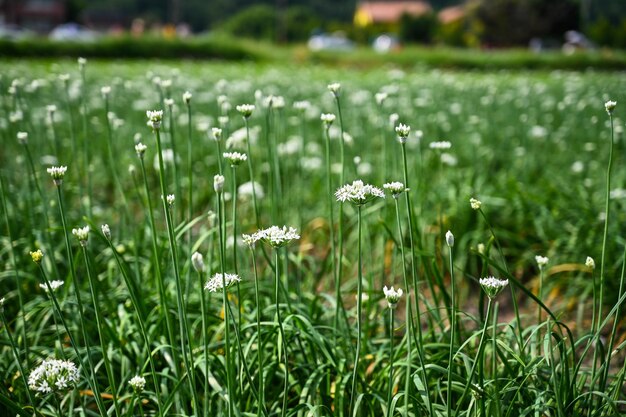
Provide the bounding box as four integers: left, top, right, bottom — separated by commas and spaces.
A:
0, 59, 625, 416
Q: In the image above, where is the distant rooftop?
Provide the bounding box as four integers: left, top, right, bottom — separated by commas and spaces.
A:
355, 1, 432, 26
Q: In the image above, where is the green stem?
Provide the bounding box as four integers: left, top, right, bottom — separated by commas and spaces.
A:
478, 209, 524, 352
393, 198, 413, 416
0, 310, 34, 407
54, 185, 107, 416
0, 176, 29, 368
275, 249, 289, 417
447, 243, 456, 416
349, 205, 363, 416
80, 68, 92, 218
106, 237, 163, 416
217, 193, 234, 417
251, 247, 265, 414
455, 298, 493, 415
138, 156, 178, 389
325, 126, 340, 340
492, 302, 501, 417
400, 142, 432, 415
153, 127, 199, 414
197, 268, 209, 417
386, 309, 395, 417
81, 246, 121, 417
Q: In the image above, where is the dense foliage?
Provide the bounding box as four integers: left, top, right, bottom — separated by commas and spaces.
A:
0, 60, 625, 416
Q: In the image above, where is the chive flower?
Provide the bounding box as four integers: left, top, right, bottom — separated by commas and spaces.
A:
214, 174, 225, 193
236, 104, 255, 119
28, 359, 79, 395
383, 182, 407, 199
223, 152, 248, 166
191, 252, 205, 273
47, 166, 67, 185
335, 180, 385, 205
72, 226, 90, 246
479, 276, 509, 299
395, 123, 410, 143
327, 82, 341, 97
470, 198, 482, 210
585, 256, 595, 269
535, 255, 549, 270
183, 91, 192, 104
39, 280, 64, 293
128, 375, 146, 394
605, 100, 616, 115
383, 285, 403, 309
17, 131, 28, 144
321, 113, 336, 127
146, 110, 163, 130
204, 273, 241, 292
446, 230, 454, 248
135, 142, 147, 158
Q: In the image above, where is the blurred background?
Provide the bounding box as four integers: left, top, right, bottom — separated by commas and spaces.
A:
0, 0, 625, 58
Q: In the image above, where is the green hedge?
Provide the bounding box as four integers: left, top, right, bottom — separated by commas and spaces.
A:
0, 35, 265, 60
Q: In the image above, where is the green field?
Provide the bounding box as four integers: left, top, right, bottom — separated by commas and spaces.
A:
1, 59, 625, 416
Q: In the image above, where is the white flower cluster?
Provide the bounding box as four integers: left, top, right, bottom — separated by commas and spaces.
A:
395, 123, 410, 142
72, 226, 90, 246
479, 276, 509, 299
605, 100, 616, 115
236, 104, 255, 118
429, 141, 452, 150
129, 375, 146, 393
245, 226, 301, 248
146, 110, 163, 130
469, 198, 482, 210
383, 285, 403, 309
293, 100, 310, 112
135, 142, 147, 158
47, 166, 67, 185
585, 256, 595, 269
446, 230, 454, 248
321, 113, 336, 126
383, 182, 407, 198
28, 359, 79, 395
204, 273, 241, 292
223, 152, 248, 166
183, 91, 192, 104
39, 280, 64, 292
327, 82, 341, 97
17, 131, 28, 144
211, 127, 223, 142
101, 224, 111, 239
535, 255, 549, 269
335, 180, 385, 205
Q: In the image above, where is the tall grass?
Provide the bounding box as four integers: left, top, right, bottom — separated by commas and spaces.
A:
0, 59, 625, 416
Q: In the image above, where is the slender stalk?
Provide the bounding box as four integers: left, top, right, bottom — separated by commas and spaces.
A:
386, 308, 395, 417
599, 244, 626, 394
537, 266, 544, 324
244, 118, 260, 227
54, 185, 107, 416
138, 156, 178, 389
598, 111, 615, 330
399, 142, 433, 415
250, 246, 265, 414
275, 249, 289, 417
324, 125, 340, 338
81, 246, 121, 417
492, 302, 501, 417
349, 205, 363, 416
152, 125, 199, 414
230, 164, 243, 393
104, 96, 131, 227
80, 66, 92, 218
216, 193, 234, 417
393, 198, 413, 416
455, 298, 493, 415
197, 267, 209, 417
105, 236, 163, 417
0, 176, 29, 367
167, 104, 182, 206
0, 309, 34, 407
164, 200, 200, 415
447, 242, 456, 417
478, 209, 524, 352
